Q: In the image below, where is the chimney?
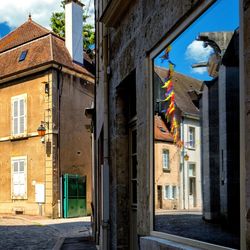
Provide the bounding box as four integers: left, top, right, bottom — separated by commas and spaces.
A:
65, 0, 84, 64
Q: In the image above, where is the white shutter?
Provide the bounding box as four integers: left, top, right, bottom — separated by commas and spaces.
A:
11, 94, 27, 136
23, 96, 27, 134
12, 99, 19, 135
12, 161, 19, 196
11, 157, 27, 199
19, 99, 24, 134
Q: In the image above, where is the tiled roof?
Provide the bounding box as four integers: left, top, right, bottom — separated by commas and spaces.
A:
154, 115, 174, 142
0, 18, 94, 80
154, 67, 202, 116
0, 18, 50, 53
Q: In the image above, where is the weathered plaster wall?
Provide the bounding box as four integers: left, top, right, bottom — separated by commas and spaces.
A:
0, 72, 54, 216
59, 72, 94, 212
154, 142, 180, 210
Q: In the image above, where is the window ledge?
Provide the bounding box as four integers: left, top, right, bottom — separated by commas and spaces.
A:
12, 197, 27, 200
99, 0, 133, 27
163, 168, 170, 173
10, 135, 28, 141
187, 146, 196, 151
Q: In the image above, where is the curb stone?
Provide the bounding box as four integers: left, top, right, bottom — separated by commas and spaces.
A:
53, 237, 65, 250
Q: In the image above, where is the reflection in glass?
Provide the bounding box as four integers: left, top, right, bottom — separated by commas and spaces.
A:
153, 0, 240, 248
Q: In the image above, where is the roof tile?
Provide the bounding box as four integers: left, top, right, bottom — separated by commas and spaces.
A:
0, 19, 50, 53
154, 67, 202, 116
154, 115, 174, 142
0, 19, 94, 80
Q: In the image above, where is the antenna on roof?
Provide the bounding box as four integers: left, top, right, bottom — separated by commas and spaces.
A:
28, 13, 32, 21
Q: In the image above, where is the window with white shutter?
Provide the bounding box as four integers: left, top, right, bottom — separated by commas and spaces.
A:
11, 156, 27, 199
11, 94, 27, 136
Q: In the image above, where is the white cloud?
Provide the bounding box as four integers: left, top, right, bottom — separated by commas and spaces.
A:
0, 0, 94, 31
185, 40, 213, 62
191, 67, 208, 75
0, 0, 61, 30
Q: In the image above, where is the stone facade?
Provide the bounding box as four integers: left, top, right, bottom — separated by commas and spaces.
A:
95, 0, 248, 249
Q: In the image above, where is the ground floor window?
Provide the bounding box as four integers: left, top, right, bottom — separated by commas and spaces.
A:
164, 185, 177, 200
11, 156, 27, 199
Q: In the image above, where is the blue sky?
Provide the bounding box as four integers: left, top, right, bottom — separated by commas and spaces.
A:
0, 22, 11, 38
154, 0, 239, 81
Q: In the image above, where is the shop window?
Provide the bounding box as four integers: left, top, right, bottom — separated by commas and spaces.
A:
152, 0, 240, 248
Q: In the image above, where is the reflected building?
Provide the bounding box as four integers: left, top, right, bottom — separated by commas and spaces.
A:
154, 115, 180, 210
200, 30, 240, 228
154, 68, 202, 211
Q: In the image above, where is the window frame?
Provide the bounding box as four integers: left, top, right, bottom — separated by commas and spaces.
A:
148, 0, 245, 249
164, 185, 177, 200
11, 94, 27, 138
188, 126, 196, 149
162, 149, 170, 171
11, 156, 28, 200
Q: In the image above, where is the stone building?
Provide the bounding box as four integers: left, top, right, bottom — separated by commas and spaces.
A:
154, 115, 180, 211
154, 67, 202, 211
200, 30, 240, 228
94, 0, 248, 249
0, 0, 94, 217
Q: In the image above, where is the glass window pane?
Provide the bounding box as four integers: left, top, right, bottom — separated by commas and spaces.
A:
153, 0, 240, 248
162, 150, 169, 169
13, 162, 18, 172
19, 161, 24, 172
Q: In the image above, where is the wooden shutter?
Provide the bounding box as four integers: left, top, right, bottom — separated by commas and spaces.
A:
19, 99, 24, 134
11, 94, 27, 136
11, 157, 27, 199
12, 161, 19, 197
11, 98, 19, 135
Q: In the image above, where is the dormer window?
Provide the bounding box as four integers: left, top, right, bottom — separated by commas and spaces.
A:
19, 50, 28, 62
159, 127, 166, 133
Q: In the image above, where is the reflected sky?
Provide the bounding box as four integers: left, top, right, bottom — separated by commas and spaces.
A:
154, 0, 239, 81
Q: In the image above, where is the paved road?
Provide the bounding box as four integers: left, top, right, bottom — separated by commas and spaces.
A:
155, 212, 240, 249
0, 215, 92, 250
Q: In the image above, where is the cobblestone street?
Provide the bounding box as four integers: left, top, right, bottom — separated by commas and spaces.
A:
0, 215, 93, 250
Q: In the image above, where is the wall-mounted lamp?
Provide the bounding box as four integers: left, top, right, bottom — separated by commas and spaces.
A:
184, 153, 189, 161
41, 81, 50, 95
37, 121, 49, 142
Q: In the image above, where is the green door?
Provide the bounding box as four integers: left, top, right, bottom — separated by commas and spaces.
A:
63, 174, 87, 218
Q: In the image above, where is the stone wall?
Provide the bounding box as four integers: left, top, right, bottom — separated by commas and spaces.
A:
96, 0, 250, 249
105, 0, 203, 248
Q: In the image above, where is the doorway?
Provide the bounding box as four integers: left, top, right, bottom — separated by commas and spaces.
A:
63, 174, 87, 218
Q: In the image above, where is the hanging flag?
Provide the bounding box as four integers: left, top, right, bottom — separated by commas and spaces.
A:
162, 79, 172, 89
164, 91, 174, 101
160, 44, 180, 143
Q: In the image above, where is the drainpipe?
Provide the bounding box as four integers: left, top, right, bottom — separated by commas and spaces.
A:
57, 66, 63, 217
102, 26, 110, 250
181, 116, 186, 209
